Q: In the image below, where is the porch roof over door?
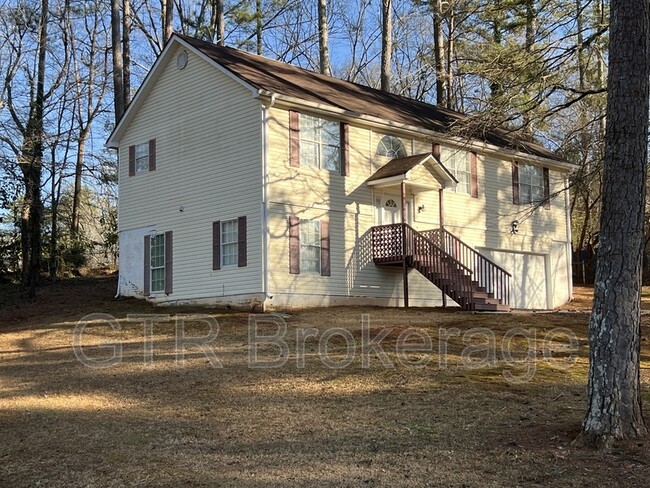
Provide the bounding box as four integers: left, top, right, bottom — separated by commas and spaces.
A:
366, 153, 458, 192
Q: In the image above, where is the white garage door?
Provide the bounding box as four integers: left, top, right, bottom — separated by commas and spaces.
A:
480, 250, 548, 310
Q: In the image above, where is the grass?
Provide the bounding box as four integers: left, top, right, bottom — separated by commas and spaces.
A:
0, 278, 649, 487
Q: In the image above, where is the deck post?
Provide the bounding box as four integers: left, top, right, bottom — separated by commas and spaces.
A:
401, 182, 409, 308
439, 187, 447, 308
439, 188, 445, 229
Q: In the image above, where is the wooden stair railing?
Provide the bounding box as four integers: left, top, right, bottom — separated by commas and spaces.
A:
371, 224, 511, 311
421, 228, 512, 306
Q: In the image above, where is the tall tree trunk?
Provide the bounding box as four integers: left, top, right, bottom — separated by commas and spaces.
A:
577, 0, 650, 447
433, 0, 445, 106
164, 0, 173, 43
212, 0, 224, 45
380, 0, 392, 91
111, 0, 124, 122
318, 0, 331, 75
71, 129, 89, 235
20, 0, 49, 297
123, 0, 131, 105
489, 0, 503, 102
445, 6, 454, 108
255, 0, 262, 55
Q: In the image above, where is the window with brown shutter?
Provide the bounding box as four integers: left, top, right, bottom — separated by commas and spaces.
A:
238, 216, 247, 267
213, 217, 247, 270
129, 145, 136, 176
130, 141, 156, 175
289, 110, 300, 167
340, 122, 349, 176
212, 221, 221, 270
512, 162, 520, 205
164, 230, 173, 294
289, 216, 300, 274
148, 139, 156, 171
470, 152, 478, 198
543, 167, 550, 209
143, 235, 151, 295
320, 220, 330, 276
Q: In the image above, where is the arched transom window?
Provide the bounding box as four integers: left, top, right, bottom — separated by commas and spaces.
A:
376, 135, 407, 158
384, 199, 398, 208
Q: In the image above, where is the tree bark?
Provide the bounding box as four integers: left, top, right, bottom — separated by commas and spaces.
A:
111, 0, 124, 122
255, 0, 262, 55
212, 0, 225, 45
433, 0, 445, 106
380, 0, 392, 91
318, 0, 331, 75
19, 0, 49, 297
123, 0, 131, 106
577, 0, 650, 447
164, 0, 173, 43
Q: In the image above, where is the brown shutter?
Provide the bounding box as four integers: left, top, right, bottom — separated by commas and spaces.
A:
470, 151, 478, 198
289, 110, 300, 167
238, 216, 247, 267
129, 145, 136, 176
543, 167, 550, 209
212, 221, 221, 270
164, 231, 173, 294
289, 215, 300, 274
143, 235, 151, 295
340, 122, 349, 176
432, 142, 441, 160
148, 139, 156, 171
320, 220, 331, 276
512, 161, 520, 205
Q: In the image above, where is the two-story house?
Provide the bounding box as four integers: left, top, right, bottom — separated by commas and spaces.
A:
107, 34, 575, 311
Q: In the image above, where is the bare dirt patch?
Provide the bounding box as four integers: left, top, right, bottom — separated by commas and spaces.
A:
0, 278, 649, 487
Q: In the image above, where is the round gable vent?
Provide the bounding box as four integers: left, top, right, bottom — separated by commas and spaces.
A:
176, 50, 188, 70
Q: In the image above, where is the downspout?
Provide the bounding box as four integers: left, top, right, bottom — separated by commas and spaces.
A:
564, 175, 573, 301
259, 90, 276, 303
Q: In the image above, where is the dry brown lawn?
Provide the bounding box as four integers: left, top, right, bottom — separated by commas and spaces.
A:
1, 279, 650, 487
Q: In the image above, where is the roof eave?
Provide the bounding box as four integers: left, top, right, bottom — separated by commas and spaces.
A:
268, 94, 575, 171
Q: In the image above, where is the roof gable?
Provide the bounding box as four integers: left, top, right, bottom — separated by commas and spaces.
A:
367, 153, 457, 190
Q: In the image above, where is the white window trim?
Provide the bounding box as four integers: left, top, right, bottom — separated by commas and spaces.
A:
150, 233, 165, 293
300, 219, 321, 275
300, 114, 341, 173
442, 148, 471, 195
376, 135, 407, 158
220, 219, 239, 268
135, 142, 150, 174
519, 164, 545, 205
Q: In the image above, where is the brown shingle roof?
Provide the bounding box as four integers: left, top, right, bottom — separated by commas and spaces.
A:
177, 34, 564, 162
368, 154, 439, 182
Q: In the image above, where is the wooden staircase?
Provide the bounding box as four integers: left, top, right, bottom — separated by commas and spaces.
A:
372, 224, 511, 311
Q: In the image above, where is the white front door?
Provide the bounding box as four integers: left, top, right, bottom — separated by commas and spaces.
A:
377, 194, 412, 225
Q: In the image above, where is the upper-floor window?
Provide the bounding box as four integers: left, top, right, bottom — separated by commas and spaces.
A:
376, 135, 407, 158
135, 143, 150, 173
300, 114, 341, 172
442, 148, 471, 195
128, 139, 156, 176
519, 164, 545, 204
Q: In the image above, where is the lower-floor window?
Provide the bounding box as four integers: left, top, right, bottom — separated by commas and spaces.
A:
300, 219, 321, 274
150, 233, 165, 292
221, 219, 238, 267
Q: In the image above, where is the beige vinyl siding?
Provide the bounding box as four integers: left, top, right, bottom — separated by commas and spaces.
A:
118, 44, 263, 302
266, 106, 571, 308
